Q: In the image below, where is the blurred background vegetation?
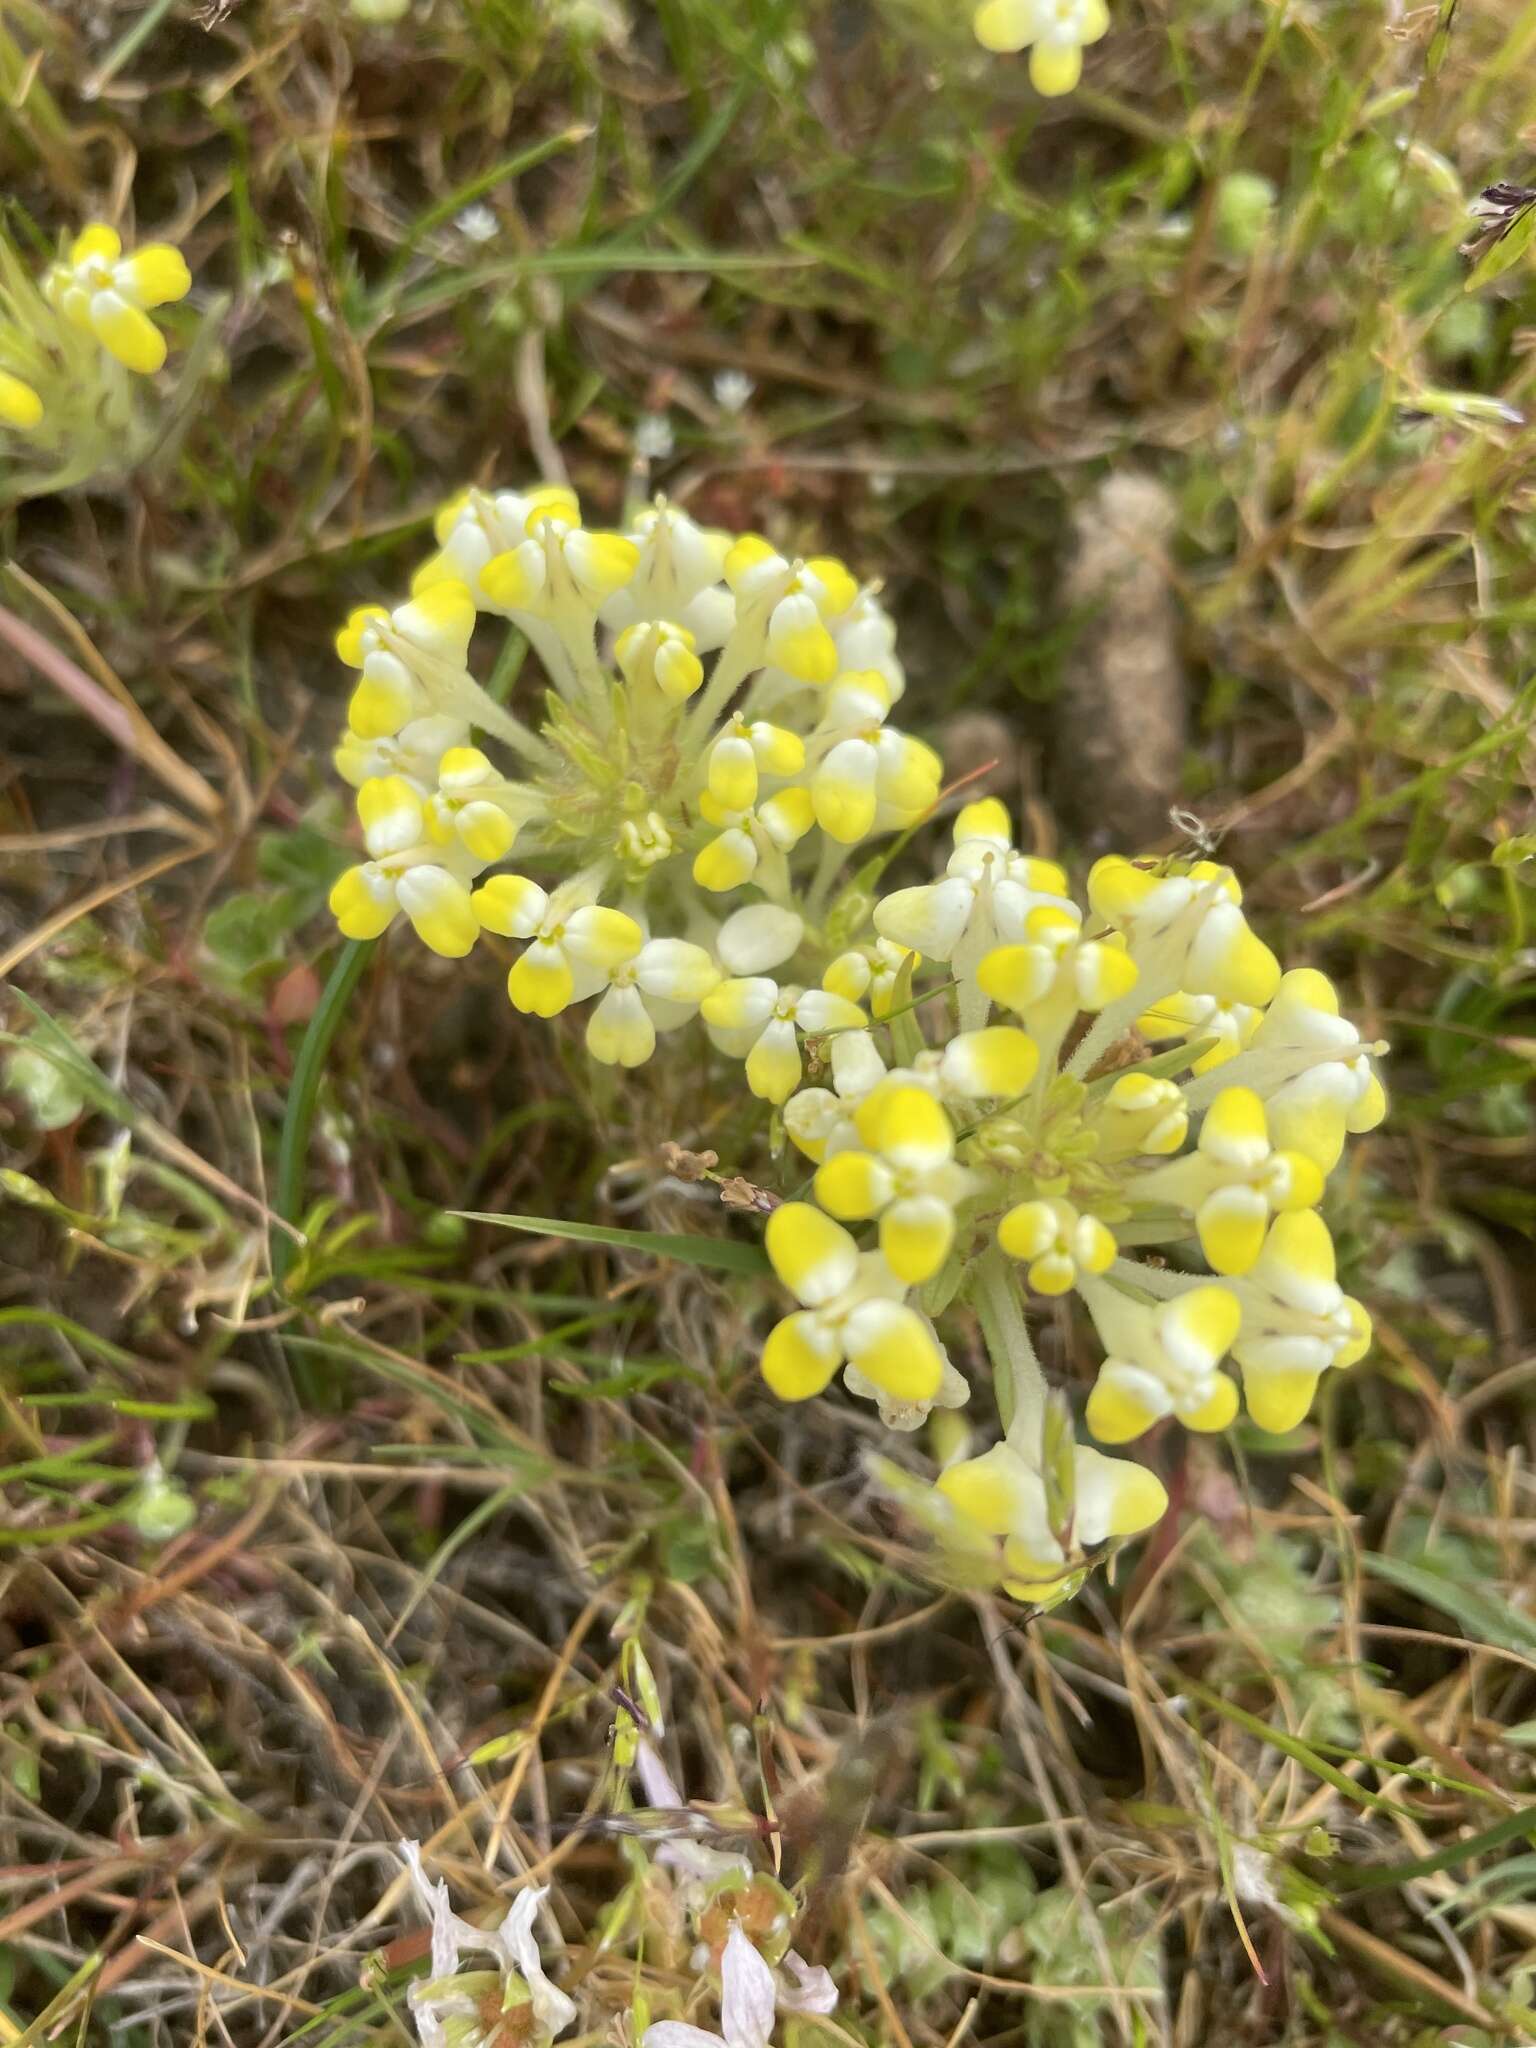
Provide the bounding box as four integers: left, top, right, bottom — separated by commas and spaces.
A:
3, 0, 1536, 2040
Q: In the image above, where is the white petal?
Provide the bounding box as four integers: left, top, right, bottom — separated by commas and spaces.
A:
722, 1924, 777, 2048
717, 903, 804, 975
874, 878, 973, 960
777, 1952, 838, 2016
499, 1887, 577, 2038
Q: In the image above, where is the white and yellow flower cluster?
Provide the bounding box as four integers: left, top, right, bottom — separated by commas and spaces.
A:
326, 480, 1385, 1610
0, 220, 191, 444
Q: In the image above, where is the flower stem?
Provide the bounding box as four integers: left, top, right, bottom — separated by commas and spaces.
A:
971, 1244, 1045, 1442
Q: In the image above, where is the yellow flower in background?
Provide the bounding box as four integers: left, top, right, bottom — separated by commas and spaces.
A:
973, 0, 1110, 94
0, 368, 43, 429
44, 222, 191, 375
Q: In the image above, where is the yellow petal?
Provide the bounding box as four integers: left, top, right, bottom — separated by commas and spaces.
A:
336, 604, 388, 668
1028, 1251, 1077, 1296
396, 581, 476, 661
765, 1202, 859, 1307
472, 874, 547, 937
1182, 1375, 1240, 1433
708, 735, 758, 812
976, 944, 1054, 1013
1029, 40, 1084, 94
455, 801, 516, 862
70, 222, 121, 265
1161, 1284, 1243, 1373
1348, 1071, 1388, 1135
586, 986, 655, 1068
564, 529, 640, 601
998, 1200, 1057, 1264
973, 0, 1030, 49
767, 601, 839, 685
855, 1080, 954, 1170
745, 1019, 802, 1103
804, 555, 857, 615
693, 830, 757, 893
356, 774, 425, 856
90, 292, 165, 373
122, 243, 191, 306
479, 546, 541, 610
562, 906, 644, 970
761, 1312, 841, 1402
954, 797, 1011, 843
508, 942, 575, 1016
1200, 1086, 1269, 1170
758, 786, 816, 849
1085, 1372, 1163, 1444
842, 1300, 944, 1404
813, 1150, 891, 1221
395, 867, 479, 957
879, 1196, 954, 1285
941, 1025, 1039, 1098
329, 865, 395, 939
937, 1447, 1029, 1535
1196, 1184, 1269, 1276
1243, 1364, 1322, 1435
1087, 856, 1160, 923
0, 371, 43, 429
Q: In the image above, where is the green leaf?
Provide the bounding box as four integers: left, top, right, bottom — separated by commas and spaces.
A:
452, 1211, 771, 1275
1363, 1550, 1536, 1657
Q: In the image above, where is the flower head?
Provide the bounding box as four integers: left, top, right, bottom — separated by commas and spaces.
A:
760, 1203, 948, 1414
814, 1081, 983, 1284
973, 0, 1110, 94
930, 1431, 1167, 1604
397, 1842, 576, 2048
44, 222, 190, 374
1079, 1277, 1243, 1441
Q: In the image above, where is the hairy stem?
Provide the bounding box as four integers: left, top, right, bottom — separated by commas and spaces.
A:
971, 1244, 1045, 1442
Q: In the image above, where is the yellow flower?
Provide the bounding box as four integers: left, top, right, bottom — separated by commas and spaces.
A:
977, 906, 1138, 1023
701, 974, 867, 1104
972, 0, 1110, 94
934, 1435, 1166, 1603
337, 584, 478, 739
0, 369, 43, 430
997, 1196, 1115, 1296
1230, 969, 1387, 1172
760, 1203, 947, 1411
1230, 1211, 1371, 1434
473, 876, 644, 1018
585, 938, 721, 1068
44, 222, 191, 375
1138, 990, 1262, 1075
723, 537, 858, 685
1087, 856, 1281, 1011
692, 786, 815, 893
806, 673, 942, 845
823, 939, 919, 1019
813, 1082, 982, 1284
1079, 1277, 1244, 1442
1127, 1084, 1324, 1276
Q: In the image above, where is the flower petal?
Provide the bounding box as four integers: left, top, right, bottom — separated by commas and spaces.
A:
841, 1298, 944, 1404
765, 1202, 860, 1307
